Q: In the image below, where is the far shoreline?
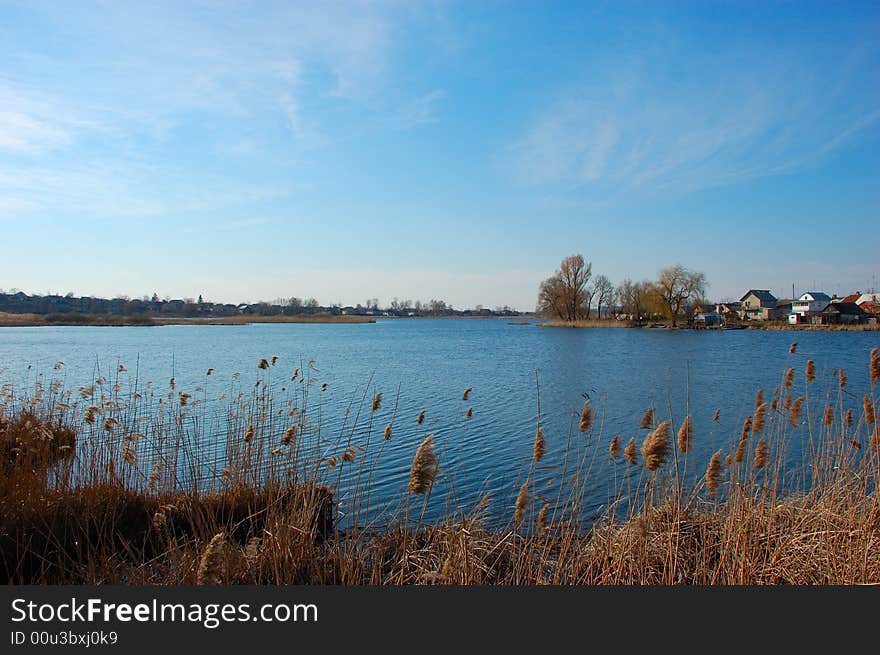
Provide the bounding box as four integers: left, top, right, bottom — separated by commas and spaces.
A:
0, 312, 376, 327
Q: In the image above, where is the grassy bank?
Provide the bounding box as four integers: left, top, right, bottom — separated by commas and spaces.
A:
0, 312, 375, 327
538, 318, 637, 328
1, 348, 879, 584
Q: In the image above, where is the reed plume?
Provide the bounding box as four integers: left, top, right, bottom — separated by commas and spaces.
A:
533, 426, 546, 462
754, 439, 769, 469
270, 356, 278, 366
409, 435, 439, 495
839, 369, 847, 389
206, 368, 214, 376
784, 394, 792, 410
806, 360, 816, 383
846, 408, 854, 428
609, 435, 621, 460
537, 503, 551, 533
371, 393, 382, 412
754, 388, 764, 409
753, 403, 767, 433
416, 410, 425, 425
712, 408, 720, 422
789, 342, 797, 354
706, 450, 723, 494
784, 368, 795, 388
579, 399, 593, 433
871, 347, 880, 383
624, 438, 638, 465
639, 407, 655, 429
677, 415, 693, 453
244, 425, 254, 442
462, 387, 472, 401
864, 395, 876, 426
641, 420, 670, 471
197, 533, 228, 585
258, 358, 269, 370
282, 425, 296, 445
383, 423, 392, 440
790, 397, 804, 428
465, 407, 473, 419
514, 482, 529, 526
84, 406, 99, 424
823, 405, 834, 427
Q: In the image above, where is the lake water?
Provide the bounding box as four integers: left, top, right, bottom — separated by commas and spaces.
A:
1, 319, 877, 525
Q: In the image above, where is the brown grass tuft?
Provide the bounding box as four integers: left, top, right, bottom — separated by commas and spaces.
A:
579, 399, 593, 433
281, 425, 296, 445
753, 403, 767, 434
258, 358, 269, 370
790, 397, 804, 428
383, 423, 392, 440
754, 439, 769, 469
533, 427, 546, 462
514, 482, 529, 526
624, 438, 637, 465
639, 407, 655, 429
416, 410, 425, 425
371, 393, 382, 412
789, 342, 797, 354
871, 347, 880, 383
846, 408, 854, 428
409, 435, 439, 495
465, 407, 473, 419
197, 533, 228, 585
706, 450, 723, 494
609, 435, 621, 460
784, 368, 795, 388
839, 369, 847, 389
677, 415, 693, 453
806, 360, 816, 383
537, 503, 551, 533
754, 388, 764, 409
641, 420, 669, 471
462, 387, 472, 401
864, 395, 875, 426
823, 405, 834, 427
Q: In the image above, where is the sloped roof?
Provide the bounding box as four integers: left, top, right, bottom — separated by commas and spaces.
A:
822, 302, 865, 315
740, 289, 776, 302
840, 293, 861, 304
801, 291, 831, 302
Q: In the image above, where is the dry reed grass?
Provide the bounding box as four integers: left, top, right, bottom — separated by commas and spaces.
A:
1, 347, 879, 586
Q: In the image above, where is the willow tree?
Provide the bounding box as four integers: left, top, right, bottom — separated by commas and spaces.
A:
537, 254, 593, 321
655, 265, 707, 327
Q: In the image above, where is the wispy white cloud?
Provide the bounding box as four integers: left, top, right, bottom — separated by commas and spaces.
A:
389, 90, 445, 129
508, 45, 880, 192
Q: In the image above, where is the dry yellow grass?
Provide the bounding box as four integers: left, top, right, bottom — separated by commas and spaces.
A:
2, 348, 879, 586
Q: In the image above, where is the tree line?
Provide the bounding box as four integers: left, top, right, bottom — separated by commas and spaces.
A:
537, 254, 707, 327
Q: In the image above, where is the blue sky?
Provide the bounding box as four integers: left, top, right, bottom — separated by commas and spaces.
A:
1, 1, 878, 310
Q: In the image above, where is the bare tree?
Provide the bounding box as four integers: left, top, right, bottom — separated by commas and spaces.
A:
592, 274, 614, 319
616, 278, 653, 324
537, 254, 593, 321
655, 265, 707, 327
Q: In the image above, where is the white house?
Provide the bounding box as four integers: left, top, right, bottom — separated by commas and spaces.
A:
789, 292, 832, 323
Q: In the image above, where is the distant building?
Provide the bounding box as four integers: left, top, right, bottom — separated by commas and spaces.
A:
739, 289, 779, 320
791, 292, 832, 318
813, 302, 867, 325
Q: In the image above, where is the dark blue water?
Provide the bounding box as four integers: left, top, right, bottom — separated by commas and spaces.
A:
1, 319, 877, 524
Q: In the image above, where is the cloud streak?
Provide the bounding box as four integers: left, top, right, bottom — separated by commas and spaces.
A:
509, 44, 880, 193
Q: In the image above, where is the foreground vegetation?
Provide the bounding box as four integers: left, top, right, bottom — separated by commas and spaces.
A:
1, 348, 878, 584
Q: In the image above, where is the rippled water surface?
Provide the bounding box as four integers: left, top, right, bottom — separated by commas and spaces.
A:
1, 319, 877, 523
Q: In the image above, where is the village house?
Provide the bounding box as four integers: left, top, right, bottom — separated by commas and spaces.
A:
788, 291, 832, 324
739, 290, 780, 320
812, 302, 867, 325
